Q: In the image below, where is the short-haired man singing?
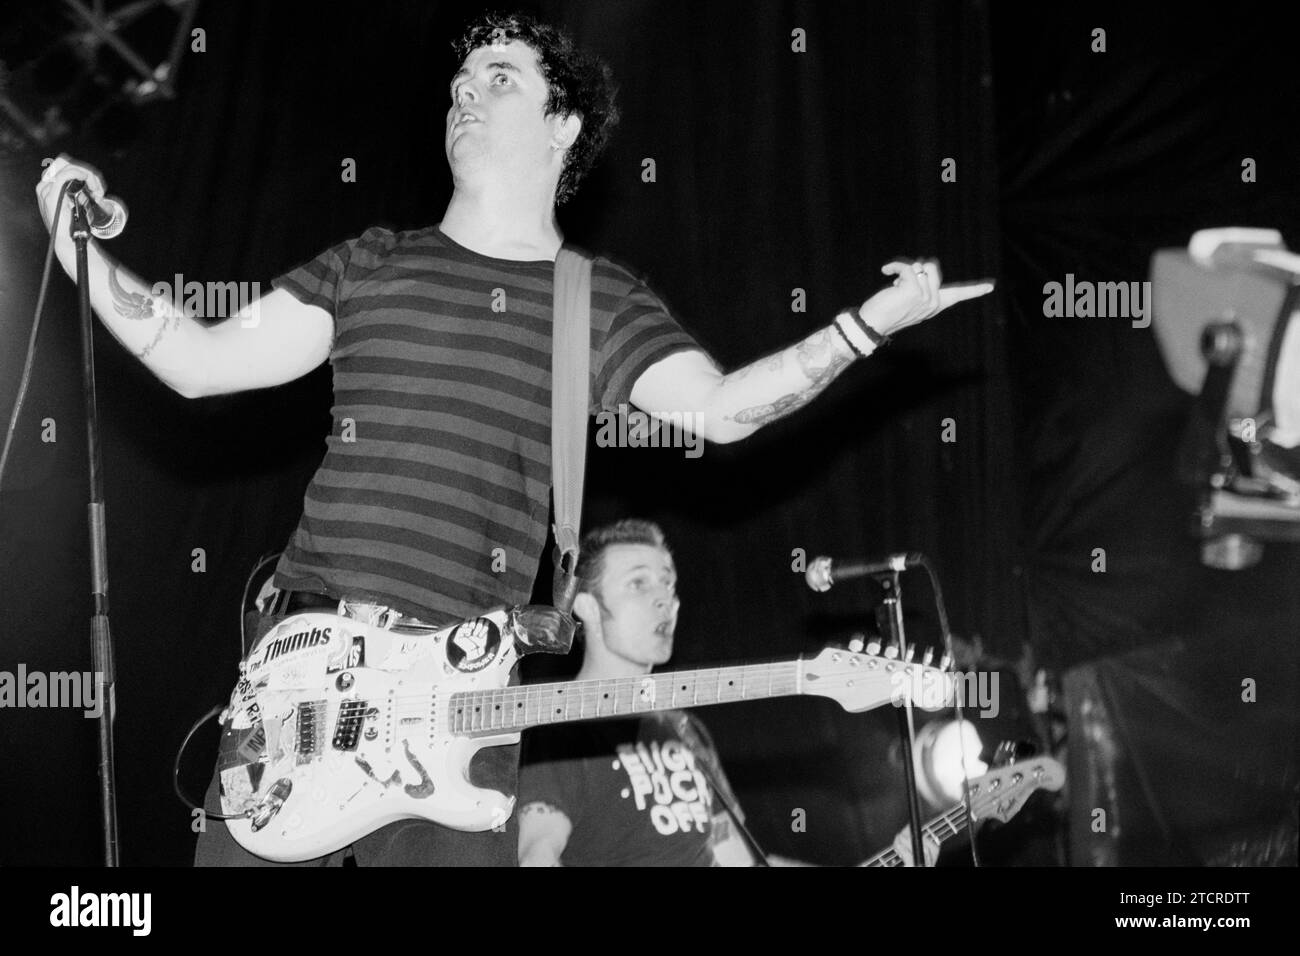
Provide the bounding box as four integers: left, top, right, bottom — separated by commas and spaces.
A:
517, 519, 939, 867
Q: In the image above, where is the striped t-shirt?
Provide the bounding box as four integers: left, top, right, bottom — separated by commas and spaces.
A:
270, 225, 700, 624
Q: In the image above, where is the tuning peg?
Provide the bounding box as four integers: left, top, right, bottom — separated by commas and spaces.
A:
922, 648, 935, 666
866, 640, 881, 656
904, 645, 916, 662
883, 644, 899, 659
848, 635, 865, 653
939, 652, 953, 671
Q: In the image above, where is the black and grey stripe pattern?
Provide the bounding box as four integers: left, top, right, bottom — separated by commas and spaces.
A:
270, 225, 699, 624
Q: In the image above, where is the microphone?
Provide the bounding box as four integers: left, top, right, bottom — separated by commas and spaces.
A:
805, 552, 924, 592
67, 180, 128, 239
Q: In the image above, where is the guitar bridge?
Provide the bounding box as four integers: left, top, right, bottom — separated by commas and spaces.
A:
296, 700, 326, 762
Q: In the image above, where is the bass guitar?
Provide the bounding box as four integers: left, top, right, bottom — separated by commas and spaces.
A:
859, 756, 1065, 866
710, 755, 1064, 866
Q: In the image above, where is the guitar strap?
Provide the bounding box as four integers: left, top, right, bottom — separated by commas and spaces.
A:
551, 246, 593, 613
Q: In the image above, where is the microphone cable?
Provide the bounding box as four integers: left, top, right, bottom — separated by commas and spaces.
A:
0, 181, 74, 494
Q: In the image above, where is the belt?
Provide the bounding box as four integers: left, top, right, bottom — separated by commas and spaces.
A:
278, 589, 435, 628
280, 590, 340, 614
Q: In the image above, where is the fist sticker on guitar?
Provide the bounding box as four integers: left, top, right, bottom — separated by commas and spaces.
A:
446, 618, 502, 673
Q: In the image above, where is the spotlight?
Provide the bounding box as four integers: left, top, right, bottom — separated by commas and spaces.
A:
912, 718, 987, 807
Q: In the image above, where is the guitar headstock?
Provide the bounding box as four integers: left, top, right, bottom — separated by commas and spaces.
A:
801, 643, 955, 714
963, 756, 1065, 824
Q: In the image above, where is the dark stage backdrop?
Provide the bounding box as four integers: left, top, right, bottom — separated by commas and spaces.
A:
993, 3, 1300, 864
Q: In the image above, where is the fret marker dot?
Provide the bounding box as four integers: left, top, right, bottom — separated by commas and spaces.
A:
612, 760, 620, 770
620, 788, 630, 799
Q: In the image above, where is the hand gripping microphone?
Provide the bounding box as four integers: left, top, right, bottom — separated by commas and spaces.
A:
67, 179, 129, 239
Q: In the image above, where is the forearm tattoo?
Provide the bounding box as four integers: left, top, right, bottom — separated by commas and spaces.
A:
725, 328, 854, 427
109, 263, 156, 319
109, 263, 179, 359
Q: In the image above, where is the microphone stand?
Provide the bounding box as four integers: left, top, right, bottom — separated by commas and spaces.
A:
70, 200, 120, 866
877, 571, 926, 869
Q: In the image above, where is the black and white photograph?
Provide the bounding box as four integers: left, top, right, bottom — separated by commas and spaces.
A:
0, 0, 1295, 936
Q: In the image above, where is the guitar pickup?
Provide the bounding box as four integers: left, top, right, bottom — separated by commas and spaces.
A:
332, 699, 369, 752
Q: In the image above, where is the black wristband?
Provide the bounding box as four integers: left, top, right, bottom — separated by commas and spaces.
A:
832, 315, 867, 358
847, 306, 889, 347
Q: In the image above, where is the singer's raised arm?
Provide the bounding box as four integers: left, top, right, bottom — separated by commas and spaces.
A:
628, 261, 994, 444
35, 156, 332, 399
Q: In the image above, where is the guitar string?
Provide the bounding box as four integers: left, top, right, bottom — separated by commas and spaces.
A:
280, 669, 951, 737
265, 663, 954, 739
371, 666, 943, 706
441, 672, 908, 731
451, 668, 943, 723
866, 772, 1050, 866
866, 807, 969, 866
261, 662, 945, 698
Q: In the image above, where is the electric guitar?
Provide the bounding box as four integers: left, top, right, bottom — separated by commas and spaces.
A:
218, 607, 955, 862
858, 755, 1065, 865
710, 755, 1064, 866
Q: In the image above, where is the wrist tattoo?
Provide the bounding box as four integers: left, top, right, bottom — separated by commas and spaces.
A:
794, 328, 851, 383
136, 314, 177, 359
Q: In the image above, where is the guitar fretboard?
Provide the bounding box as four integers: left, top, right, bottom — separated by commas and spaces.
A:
862, 804, 969, 867
448, 661, 802, 735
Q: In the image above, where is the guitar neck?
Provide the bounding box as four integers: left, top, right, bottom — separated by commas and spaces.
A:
448, 660, 804, 736
860, 804, 969, 868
